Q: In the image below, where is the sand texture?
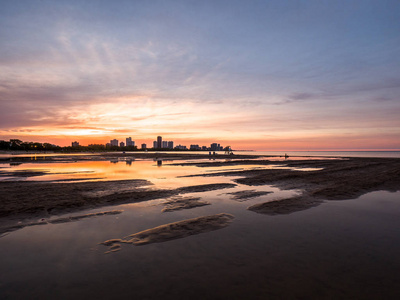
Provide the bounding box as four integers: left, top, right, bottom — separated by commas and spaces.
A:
161, 196, 210, 212
247, 196, 322, 215
226, 190, 272, 201
100, 213, 234, 252
174, 157, 400, 214
0, 181, 235, 221
1, 154, 399, 221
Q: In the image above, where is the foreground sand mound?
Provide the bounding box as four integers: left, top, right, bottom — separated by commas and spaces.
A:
101, 213, 234, 253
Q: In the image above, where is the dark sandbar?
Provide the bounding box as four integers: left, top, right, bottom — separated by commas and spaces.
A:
227, 190, 272, 201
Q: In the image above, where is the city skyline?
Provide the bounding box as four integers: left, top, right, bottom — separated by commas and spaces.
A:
101, 136, 223, 151
1, 1, 400, 150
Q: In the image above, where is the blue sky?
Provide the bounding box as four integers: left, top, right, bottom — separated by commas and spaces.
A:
1, 0, 399, 149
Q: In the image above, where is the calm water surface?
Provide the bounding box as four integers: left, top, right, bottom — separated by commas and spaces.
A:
0, 159, 292, 187
0, 159, 399, 299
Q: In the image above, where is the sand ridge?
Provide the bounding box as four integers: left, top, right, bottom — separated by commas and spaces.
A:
100, 213, 235, 253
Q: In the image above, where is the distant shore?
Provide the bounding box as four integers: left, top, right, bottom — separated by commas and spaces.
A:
0, 151, 262, 163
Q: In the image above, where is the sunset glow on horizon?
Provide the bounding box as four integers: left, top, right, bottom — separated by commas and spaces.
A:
1, 1, 400, 151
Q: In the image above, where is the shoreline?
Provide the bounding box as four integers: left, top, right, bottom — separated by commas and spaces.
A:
0, 152, 263, 164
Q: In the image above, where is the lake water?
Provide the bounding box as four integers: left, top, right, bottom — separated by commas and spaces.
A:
0, 158, 399, 299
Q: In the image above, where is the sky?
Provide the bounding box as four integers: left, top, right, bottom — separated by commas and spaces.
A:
1, 0, 400, 150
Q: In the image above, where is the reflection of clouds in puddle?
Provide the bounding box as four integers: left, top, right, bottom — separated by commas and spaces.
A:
0, 159, 321, 188
1, 160, 208, 187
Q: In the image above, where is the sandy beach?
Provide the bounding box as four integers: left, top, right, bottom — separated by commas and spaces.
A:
1, 153, 399, 231
1, 152, 400, 299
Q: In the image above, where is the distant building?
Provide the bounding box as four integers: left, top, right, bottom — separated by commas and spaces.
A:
110, 139, 118, 147
71, 141, 79, 147
167, 141, 174, 149
210, 143, 223, 151
175, 145, 187, 150
190, 144, 201, 150
202, 146, 208, 150
120, 142, 125, 147
157, 136, 162, 149
153, 141, 157, 148
126, 137, 133, 147
141, 143, 147, 149
162, 141, 168, 148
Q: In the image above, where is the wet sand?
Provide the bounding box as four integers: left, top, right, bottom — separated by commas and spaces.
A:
1, 154, 399, 226
0, 180, 235, 232
161, 196, 210, 212
226, 190, 273, 201
100, 213, 234, 253
178, 156, 400, 214
1, 153, 400, 298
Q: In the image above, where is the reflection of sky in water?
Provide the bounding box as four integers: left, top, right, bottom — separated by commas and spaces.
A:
1, 160, 322, 188
1, 189, 399, 299
0, 160, 312, 189
1, 160, 221, 188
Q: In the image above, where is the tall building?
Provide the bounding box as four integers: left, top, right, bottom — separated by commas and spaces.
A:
210, 143, 223, 151
167, 141, 174, 149
162, 141, 168, 148
71, 141, 79, 147
153, 141, 157, 148
141, 143, 147, 149
110, 139, 118, 146
157, 136, 162, 148
126, 137, 132, 146
120, 142, 125, 147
